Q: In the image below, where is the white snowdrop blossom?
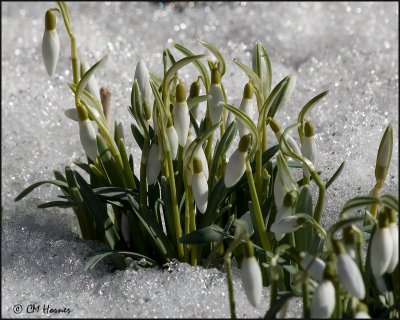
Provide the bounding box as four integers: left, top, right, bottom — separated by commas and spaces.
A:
208, 68, 224, 125
240, 241, 262, 307
224, 135, 250, 188
191, 158, 208, 214
310, 280, 335, 318
134, 60, 151, 117
172, 83, 190, 147
269, 118, 302, 157
42, 10, 60, 77
185, 134, 209, 181
237, 83, 254, 137
273, 170, 286, 209
146, 138, 161, 185
270, 215, 305, 235
81, 60, 101, 101
166, 123, 179, 159
387, 216, 399, 273
272, 192, 295, 241
300, 253, 326, 282
76, 104, 97, 161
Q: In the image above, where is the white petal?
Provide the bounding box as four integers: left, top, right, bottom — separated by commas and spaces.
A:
274, 172, 286, 209
172, 101, 190, 147
345, 243, 358, 261
241, 256, 262, 307
354, 311, 371, 319
185, 135, 209, 180
310, 280, 335, 318
371, 227, 393, 276
81, 60, 101, 100
191, 173, 208, 213
301, 136, 317, 178
337, 253, 365, 299
387, 224, 399, 273
208, 84, 224, 125
134, 60, 151, 107
270, 216, 303, 235
167, 126, 179, 159
146, 143, 161, 185
224, 149, 246, 188
238, 211, 254, 236
79, 120, 97, 161
121, 214, 131, 247
272, 206, 292, 241
42, 29, 60, 77
237, 98, 253, 137
300, 253, 326, 282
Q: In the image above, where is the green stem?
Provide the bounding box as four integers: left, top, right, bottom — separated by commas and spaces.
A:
184, 187, 190, 263
225, 252, 236, 319
140, 136, 150, 209
255, 149, 263, 200
188, 187, 197, 266
302, 276, 310, 319
245, 161, 271, 253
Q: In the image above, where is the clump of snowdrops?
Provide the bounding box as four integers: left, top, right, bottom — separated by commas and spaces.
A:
15, 2, 398, 318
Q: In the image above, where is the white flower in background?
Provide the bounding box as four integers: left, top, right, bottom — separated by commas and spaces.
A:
121, 213, 131, 248
271, 192, 295, 241
146, 137, 161, 185
270, 215, 305, 235
240, 240, 262, 307
166, 121, 179, 160
81, 60, 101, 101
134, 60, 152, 120
387, 208, 399, 273
370, 209, 393, 276
208, 68, 224, 125
310, 280, 335, 318
185, 133, 209, 181
301, 120, 317, 178
375, 123, 393, 183
224, 134, 250, 188
300, 253, 326, 282
191, 158, 208, 214
269, 118, 302, 157
76, 104, 97, 161
172, 82, 190, 147
354, 303, 371, 319
237, 82, 254, 137
189, 79, 201, 119
42, 10, 60, 77
334, 240, 366, 299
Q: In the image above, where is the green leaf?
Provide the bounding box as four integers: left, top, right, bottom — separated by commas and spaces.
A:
233, 58, 262, 95
328, 216, 367, 239
266, 75, 295, 119
160, 177, 178, 248
259, 43, 273, 97
14, 180, 69, 201
179, 225, 225, 245
341, 196, 381, 214
53, 170, 67, 183
198, 39, 226, 76
163, 48, 176, 75
381, 194, 399, 212
250, 144, 280, 171
263, 292, 294, 319
200, 178, 229, 228
131, 123, 145, 150
187, 95, 209, 110
37, 200, 76, 209
189, 109, 200, 137
326, 161, 345, 189
294, 185, 314, 252
73, 160, 91, 174
97, 135, 125, 187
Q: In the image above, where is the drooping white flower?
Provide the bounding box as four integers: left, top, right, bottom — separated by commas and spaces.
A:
301, 120, 317, 179
375, 124, 393, 182
270, 215, 305, 235
189, 79, 201, 119
185, 134, 209, 180
273, 170, 286, 209
191, 158, 208, 214
370, 210, 393, 276
166, 122, 179, 159
42, 10, 60, 77
208, 68, 224, 125
269, 118, 302, 157
272, 192, 295, 241
240, 241, 262, 307
300, 253, 326, 282
172, 82, 190, 147
224, 135, 250, 188
81, 60, 101, 101
146, 137, 161, 185
237, 83, 254, 137
334, 240, 366, 299
387, 209, 399, 273
76, 104, 97, 161
121, 213, 131, 248
310, 280, 335, 318
134, 60, 151, 111
343, 225, 358, 261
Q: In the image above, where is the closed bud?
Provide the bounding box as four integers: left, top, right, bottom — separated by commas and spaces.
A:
386, 208, 399, 273
166, 121, 179, 159
241, 241, 262, 307
146, 138, 161, 185
42, 10, 60, 77
224, 135, 250, 188
134, 60, 152, 116
375, 124, 393, 182
238, 83, 254, 137
191, 158, 208, 213
173, 83, 190, 146
81, 60, 101, 100
208, 68, 224, 125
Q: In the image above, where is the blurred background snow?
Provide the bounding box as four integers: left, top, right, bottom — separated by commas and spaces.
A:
2, 1, 398, 318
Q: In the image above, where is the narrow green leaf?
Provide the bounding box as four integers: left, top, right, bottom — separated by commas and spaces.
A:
187, 95, 209, 110
160, 177, 178, 248
179, 225, 225, 245
381, 194, 399, 212
341, 196, 381, 214
37, 200, 76, 209
266, 75, 295, 119
131, 123, 145, 150
189, 109, 200, 136
325, 161, 345, 189
53, 170, 67, 183
198, 39, 226, 76
73, 160, 91, 174
295, 185, 314, 252
163, 48, 176, 75
259, 43, 273, 97
14, 180, 69, 201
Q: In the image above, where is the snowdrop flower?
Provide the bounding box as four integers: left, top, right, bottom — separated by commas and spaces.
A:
310, 262, 336, 318
100, 87, 112, 126
375, 124, 393, 183
370, 208, 393, 276
76, 103, 97, 161
42, 10, 60, 77
237, 82, 254, 137
241, 240, 262, 307
166, 119, 179, 159
121, 213, 131, 249
81, 60, 101, 101
273, 169, 286, 209
301, 120, 317, 179
224, 134, 250, 188
208, 67, 224, 125
189, 79, 201, 119
172, 82, 190, 147
146, 136, 161, 185
353, 303, 371, 319
191, 158, 208, 214
333, 240, 366, 299
134, 60, 152, 120
269, 118, 302, 157
387, 208, 399, 273
270, 215, 305, 235
272, 192, 295, 241
343, 225, 358, 261
185, 133, 209, 180
299, 252, 326, 282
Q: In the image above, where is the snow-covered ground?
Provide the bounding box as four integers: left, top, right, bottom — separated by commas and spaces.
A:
2, 2, 398, 318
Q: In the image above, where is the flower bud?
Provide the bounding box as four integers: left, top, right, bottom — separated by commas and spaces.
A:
333, 240, 366, 299
166, 120, 179, 159
375, 124, 393, 183
42, 10, 60, 77
191, 158, 208, 213
299, 253, 326, 282
224, 135, 250, 188
81, 60, 101, 101
208, 68, 224, 125
269, 118, 302, 157
237, 82, 254, 137
386, 208, 399, 273
134, 60, 152, 119
272, 192, 295, 241
310, 280, 335, 318
121, 213, 131, 248
301, 120, 317, 178
173, 83, 190, 146
146, 137, 161, 185
185, 134, 209, 180
77, 104, 97, 161
370, 209, 393, 276
270, 215, 305, 235
241, 240, 262, 307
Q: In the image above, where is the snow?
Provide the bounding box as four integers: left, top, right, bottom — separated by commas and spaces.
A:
2, 2, 398, 318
